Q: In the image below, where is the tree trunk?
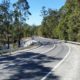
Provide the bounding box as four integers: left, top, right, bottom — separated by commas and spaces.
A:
18, 36, 21, 47
7, 37, 10, 49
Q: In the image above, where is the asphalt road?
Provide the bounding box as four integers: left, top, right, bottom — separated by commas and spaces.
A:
0, 37, 78, 80
46, 43, 80, 80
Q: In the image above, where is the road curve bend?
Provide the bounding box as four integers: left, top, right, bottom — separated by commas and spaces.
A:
0, 37, 77, 80
45, 43, 80, 80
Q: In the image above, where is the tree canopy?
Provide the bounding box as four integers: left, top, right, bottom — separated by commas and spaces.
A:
0, 0, 80, 49
35, 0, 80, 42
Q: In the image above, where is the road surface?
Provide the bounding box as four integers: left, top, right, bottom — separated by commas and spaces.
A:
45, 43, 80, 80
0, 37, 80, 80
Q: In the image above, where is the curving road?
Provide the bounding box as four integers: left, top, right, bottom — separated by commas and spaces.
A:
46, 43, 80, 80
0, 37, 79, 80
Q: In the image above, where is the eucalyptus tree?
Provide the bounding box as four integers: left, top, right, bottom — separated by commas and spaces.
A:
40, 7, 60, 38
45, 9, 59, 38
57, 0, 80, 41
0, 0, 31, 48
0, 0, 12, 49
40, 6, 48, 37
12, 0, 31, 47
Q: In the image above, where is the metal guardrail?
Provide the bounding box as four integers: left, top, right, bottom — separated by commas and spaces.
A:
60, 40, 80, 45
66, 41, 80, 45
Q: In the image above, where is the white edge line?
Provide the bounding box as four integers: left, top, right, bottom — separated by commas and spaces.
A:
42, 44, 56, 54
12, 43, 55, 56
11, 45, 44, 55
41, 43, 71, 80
29, 44, 56, 59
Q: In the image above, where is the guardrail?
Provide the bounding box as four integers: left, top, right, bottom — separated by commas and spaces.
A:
66, 41, 80, 45
60, 40, 80, 45
34, 37, 80, 45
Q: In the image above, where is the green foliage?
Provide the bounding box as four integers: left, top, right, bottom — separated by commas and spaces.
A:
0, 0, 30, 48
0, 0, 80, 50
58, 0, 80, 41
40, 8, 60, 38
35, 0, 80, 42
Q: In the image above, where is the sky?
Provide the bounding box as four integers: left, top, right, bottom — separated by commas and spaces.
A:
27, 0, 66, 25
0, 0, 66, 25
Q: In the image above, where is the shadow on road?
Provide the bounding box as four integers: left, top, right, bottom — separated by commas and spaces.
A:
0, 51, 61, 80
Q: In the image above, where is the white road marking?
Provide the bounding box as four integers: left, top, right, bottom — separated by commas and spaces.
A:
27, 44, 56, 60
41, 43, 71, 80
10, 45, 44, 55
41, 45, 56, 54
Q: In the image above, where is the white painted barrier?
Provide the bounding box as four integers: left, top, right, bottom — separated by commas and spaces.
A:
23, 40, 37, 47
